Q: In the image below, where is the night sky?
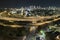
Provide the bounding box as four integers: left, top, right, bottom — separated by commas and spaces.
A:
0, 0, 60, 8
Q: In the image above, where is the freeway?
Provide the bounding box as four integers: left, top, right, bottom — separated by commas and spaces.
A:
0, 16, 60, 28
0, 15, 60, 24
32, 18, 60, 26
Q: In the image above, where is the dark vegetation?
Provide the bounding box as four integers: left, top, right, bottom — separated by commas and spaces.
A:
0, 25, 27, 40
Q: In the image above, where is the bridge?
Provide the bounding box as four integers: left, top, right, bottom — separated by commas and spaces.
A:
0, 15, 60, 32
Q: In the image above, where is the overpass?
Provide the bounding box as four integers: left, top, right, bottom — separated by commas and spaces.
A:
0, 15, 60, 31
0, 15, 60, 40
